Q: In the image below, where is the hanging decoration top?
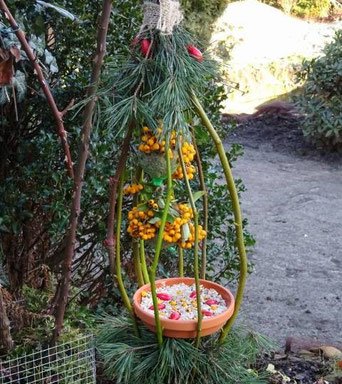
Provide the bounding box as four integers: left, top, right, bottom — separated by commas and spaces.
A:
140, 0, 183, 35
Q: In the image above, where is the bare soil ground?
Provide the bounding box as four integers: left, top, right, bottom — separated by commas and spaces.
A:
227, 112, 342, 347
227, 113, 342, 382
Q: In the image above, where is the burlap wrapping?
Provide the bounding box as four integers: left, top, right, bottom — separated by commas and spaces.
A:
140, 0, 183, 35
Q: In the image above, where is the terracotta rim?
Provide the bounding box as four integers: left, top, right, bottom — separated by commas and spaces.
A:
133, 277, 235, 337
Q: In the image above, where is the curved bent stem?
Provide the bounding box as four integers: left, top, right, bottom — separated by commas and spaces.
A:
116, 174, 139, 335
133, 241, 144, 287
191, 93, 248, 344
140, 240, 150, 284
115, 175, 133, 311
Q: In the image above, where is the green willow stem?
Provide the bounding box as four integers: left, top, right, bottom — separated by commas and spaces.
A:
191, 93, 248, 344
115, 175, 132, 311
115, 174, 139, 335
178, 247, 184, 277
140, 240, 150, 284
148, 140, 173, 347
191, 130, 208, 279
178, 144, 202, 347
133, 240, 144, 287
132, 172, 144, 287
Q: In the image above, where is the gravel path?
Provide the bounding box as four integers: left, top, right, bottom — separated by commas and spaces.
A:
228, 116, 342, 346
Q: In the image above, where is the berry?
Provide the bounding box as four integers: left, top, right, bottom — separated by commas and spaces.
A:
187, 45, 203, 62
141, 39, 151, 57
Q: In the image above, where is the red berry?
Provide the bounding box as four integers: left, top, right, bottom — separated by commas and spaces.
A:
141, 39, 151, 57
169, 312, 181, 320
157, 293, 172, 301
205, 299, 218, 306
189, 291, 197, 299
149, 303, 166, 310
187, 45, 203, 62
201, 310, 213, 317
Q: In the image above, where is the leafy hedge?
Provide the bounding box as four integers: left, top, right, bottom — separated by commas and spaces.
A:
296, 30, 342, 149
181, 0, 230, 43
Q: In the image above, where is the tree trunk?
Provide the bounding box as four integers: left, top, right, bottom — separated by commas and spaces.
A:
52, 0, 113, 342
0, 288, 14, 352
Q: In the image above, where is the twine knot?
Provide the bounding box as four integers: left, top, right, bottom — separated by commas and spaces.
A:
140, 0, 183, 35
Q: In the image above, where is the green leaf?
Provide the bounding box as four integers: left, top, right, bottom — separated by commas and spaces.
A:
148, 217, 161, 224
181, 223, 190, 242
192, 190, 206, 203
36, 1, 79, 21
151, 177, 165, 187
137, 203, 147, 211
168, 207, 180, 217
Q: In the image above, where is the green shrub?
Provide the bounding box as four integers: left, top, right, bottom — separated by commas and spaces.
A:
296, 30, 342, 149
293, 0, 331, 18
260, 0, 331, 18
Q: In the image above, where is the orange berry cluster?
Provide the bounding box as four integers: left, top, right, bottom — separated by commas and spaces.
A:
138, 126, 176, 155
158, 203, 206, 248
172, 142, 197, 180
172, 163, 196, 180
127, 202, 206, 247
127, 207, 156, 240
181, 142, 196, 163
124, 184, 144, 195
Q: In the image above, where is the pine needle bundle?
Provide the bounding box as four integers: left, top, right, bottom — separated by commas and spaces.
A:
96, 315, 272, 384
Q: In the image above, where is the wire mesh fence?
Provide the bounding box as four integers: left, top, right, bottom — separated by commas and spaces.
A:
0, 334, 96, 384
